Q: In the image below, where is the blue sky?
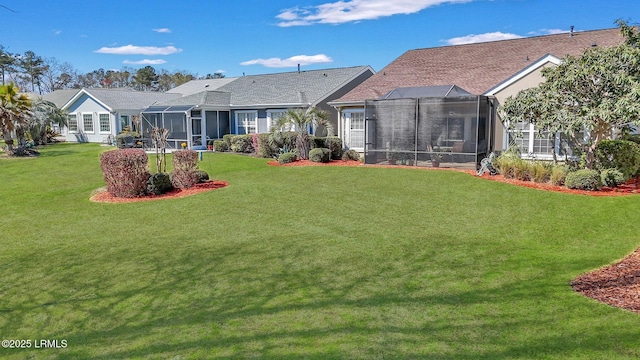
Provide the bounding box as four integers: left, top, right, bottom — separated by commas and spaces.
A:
1, 0, 638, 78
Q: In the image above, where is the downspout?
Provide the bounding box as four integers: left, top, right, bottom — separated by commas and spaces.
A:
414, 98, 419, 164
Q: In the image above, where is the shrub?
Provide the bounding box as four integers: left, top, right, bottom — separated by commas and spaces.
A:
147, 172, 173, 195
529, 161, 552, 183
196, 170, 210, 183
565, 169, 602, 190
213, 140, 228, 152
601, 168, 625, 187
257, 134, 278, 158
270, 131, 298, 153
311, 136, 343, 160
550, 165, 569, 186
342, 149, 361, 161
172, 150, 200, 189
595, 139, 640, 179
513, 160, 531, 181
309, 147, 331, 163
278, 152, 297, 164
100, 149, 150, 198
229, 135, 254, 153
222, 134, 234, 149
115, 131, 141, 148
494, 154, 519, 179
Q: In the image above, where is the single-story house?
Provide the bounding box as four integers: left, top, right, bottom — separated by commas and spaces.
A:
141, 66, 375, 149
329, 27, 625, 164
46, 88, 181, 143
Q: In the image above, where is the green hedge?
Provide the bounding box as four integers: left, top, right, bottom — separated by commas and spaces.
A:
229, 135, 254, 153
310, 136, 343, 160
278, 152, 297, 164
565, 169, 601, 190
213, 140, 228, 152
595, 139, 640, 179
309, 147, 331, 163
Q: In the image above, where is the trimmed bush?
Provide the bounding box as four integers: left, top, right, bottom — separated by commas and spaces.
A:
565, 169, 602, 190
222, 134, 234, 149
342, 149, 361, 161
309, 147, 331, 163
257, 133, 278, 158
595, 139, 640, 179
172, 150, 200, 189
100, 149, 150, 198
311, 136, 343, 160
601, 168, 625, 187
550, 165, 569, 186
278, 152, 297, 164
196, 170, 210, 183
213, 140, 228, 152
229, 135, 254, 153
147, 172, 173, 195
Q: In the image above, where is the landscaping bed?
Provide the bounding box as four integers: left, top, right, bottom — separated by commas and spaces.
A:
90, 180, 228, 203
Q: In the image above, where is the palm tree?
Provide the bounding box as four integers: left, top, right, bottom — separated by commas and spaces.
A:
0, 83, 32, 152
22, 97, 68, 145
271, 107, 333, 160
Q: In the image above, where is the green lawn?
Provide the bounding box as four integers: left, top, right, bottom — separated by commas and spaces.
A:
1, 143, 639, 359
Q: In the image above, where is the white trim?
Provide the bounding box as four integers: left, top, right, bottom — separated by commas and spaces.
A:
266, 109, 287, 133
67, 113, 78, 133
342, 109, 365, 151
235, 110, 258, 135
61, 88, 114, 112
82, 113, 95, 133
484, 54, 562, 96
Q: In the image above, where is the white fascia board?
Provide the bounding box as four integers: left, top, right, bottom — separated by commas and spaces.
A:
484, 54, 562, 96
61, 88, 114, 112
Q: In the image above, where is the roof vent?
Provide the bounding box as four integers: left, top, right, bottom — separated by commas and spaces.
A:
205, 84, 210, 88
592, 42, 597, 47
570, 25, 574, 37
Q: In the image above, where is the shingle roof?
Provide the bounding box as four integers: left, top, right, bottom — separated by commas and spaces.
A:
158, 90, 231, 107
42, 89, 79, 108
166, 78, 237, 96
335, 28, 624, 102
215, 66, 373, 106
75, 88, 182, 110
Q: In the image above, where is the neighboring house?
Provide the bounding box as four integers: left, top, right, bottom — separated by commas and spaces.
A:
330, 28, 624, 158
141, 66, 375, 149
53, 88, 181, 143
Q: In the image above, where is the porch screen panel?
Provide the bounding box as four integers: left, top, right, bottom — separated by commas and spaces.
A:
206, 111, 219, 139
218, 112, 230, 137
367, 98, 416, 151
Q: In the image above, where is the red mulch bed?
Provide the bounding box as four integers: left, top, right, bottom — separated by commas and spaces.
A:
90, 180, 228, 203
570, 249, 640, 314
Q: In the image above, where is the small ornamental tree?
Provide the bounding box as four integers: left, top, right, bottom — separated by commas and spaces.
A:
501, 22, 640, 169
172, 149, 200, 189
270, 107, 333, 160
100, 149, 150, 198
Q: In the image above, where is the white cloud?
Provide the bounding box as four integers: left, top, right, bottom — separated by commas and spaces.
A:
276, 0, 470, 27
123, 59, 168, 65
241, 54, 333, 68
153, 28, 172, 33
52, 30, 62, 36
445, 31, 523, 45
95, 45, 182, 55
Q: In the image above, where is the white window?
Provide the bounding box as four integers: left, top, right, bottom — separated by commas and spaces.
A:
236, 111, 257, 134
68, 114, 78, 132
343, 110, 365, 150
99, 113, 110, 133
267, 110, 287, 132
508, 122, 579, 158
83, 113, 94, 132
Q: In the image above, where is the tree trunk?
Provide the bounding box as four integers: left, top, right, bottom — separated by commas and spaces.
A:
3, 131, 14, 152
297, 132, 310, 160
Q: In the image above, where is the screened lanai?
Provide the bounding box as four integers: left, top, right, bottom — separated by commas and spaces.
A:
363, 90, 496, 169
141, 105, 230, 150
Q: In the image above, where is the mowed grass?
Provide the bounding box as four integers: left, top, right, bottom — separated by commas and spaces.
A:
1, 143, 639, 359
